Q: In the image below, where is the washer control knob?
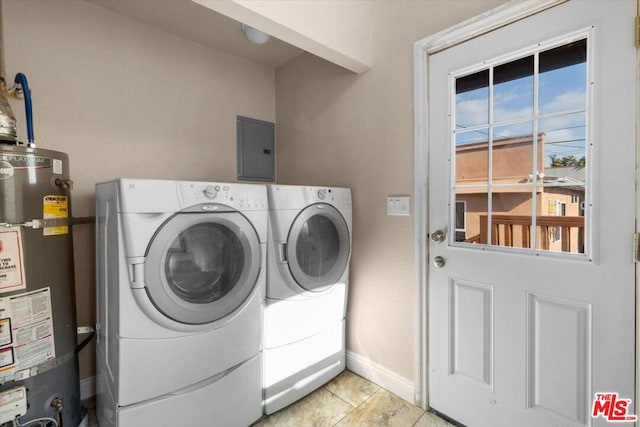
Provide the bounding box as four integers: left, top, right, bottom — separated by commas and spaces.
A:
203, 185, 217, 199
318, 189, 327, 200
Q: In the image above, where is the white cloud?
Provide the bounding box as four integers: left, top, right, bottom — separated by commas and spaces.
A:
494, 105, 533, 123
540, 90, 585, 114
455, 98, 488, 128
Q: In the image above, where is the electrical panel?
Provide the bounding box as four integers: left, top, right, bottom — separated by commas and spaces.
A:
237, 116, 275, 182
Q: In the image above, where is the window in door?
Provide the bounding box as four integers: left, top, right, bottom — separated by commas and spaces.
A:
452, 36, 588, 255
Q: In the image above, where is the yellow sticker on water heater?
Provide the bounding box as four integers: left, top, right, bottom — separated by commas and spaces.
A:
42, 195, 68, 236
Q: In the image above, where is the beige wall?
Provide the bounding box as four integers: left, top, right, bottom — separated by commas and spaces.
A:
3, 0, 275, 380
275, 0, 505, 381
3, 0, 510, 392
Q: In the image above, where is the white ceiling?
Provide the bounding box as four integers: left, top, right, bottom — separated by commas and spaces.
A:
87, 0, 304, 69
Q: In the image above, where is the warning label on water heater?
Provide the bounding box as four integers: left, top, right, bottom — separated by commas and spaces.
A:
43, 195, 68, 236
0, 288, 55, 376
0, 228, 26, 294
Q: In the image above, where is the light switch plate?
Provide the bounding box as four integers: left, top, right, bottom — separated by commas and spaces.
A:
387, 196, 410, 216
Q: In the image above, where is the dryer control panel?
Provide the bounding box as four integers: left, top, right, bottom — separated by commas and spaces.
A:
268, 185, 352, 210
304, 187, 352, 208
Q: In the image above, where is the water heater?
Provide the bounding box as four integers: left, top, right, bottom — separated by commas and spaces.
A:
0, 144, 81, 426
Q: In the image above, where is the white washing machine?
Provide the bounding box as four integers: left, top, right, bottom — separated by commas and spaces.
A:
264, 184, 352, 414
95, 179, 267, 427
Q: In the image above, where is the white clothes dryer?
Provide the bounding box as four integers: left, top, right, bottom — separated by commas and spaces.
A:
263, 184, 352, 414
95, 179, 266, 427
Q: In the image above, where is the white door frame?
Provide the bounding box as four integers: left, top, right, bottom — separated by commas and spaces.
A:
411, 0, 640, 410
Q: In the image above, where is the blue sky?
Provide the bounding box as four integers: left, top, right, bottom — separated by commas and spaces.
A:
454, 54, 587, 167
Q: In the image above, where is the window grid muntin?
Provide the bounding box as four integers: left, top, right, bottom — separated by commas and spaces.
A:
450, 31, 590, 257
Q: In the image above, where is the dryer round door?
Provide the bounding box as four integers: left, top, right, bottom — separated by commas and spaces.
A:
286, 203, 350, 292
144, 212, 260, 325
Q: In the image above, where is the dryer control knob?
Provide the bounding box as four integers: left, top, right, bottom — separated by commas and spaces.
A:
318, 189, 327, 200
203, 185, 217, 199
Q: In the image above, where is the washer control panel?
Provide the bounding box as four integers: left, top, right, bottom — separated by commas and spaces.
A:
179, 182, 234, 206
203, 185, 220, 200
177, 182, 267, 210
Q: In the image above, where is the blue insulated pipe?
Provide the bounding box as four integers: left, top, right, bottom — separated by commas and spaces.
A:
14, 73, 33, 144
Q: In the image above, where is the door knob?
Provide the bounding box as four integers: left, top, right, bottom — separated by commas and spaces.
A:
431, 230, 446, 243
433, 256, 446, 268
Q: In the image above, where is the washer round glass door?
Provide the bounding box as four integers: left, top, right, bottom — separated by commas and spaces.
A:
286, 203, 350, 292
144, 212, 260, 324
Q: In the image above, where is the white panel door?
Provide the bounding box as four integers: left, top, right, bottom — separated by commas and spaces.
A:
427, 2, 637, 426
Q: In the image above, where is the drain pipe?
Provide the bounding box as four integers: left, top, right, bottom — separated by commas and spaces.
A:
0, 0, 17, 144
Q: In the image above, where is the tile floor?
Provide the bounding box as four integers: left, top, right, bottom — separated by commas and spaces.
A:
85, 370, 454, 426
84, 399, 98, 427
253, 370, 454, 427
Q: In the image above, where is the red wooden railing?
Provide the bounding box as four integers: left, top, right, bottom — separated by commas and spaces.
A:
477, 214, 584, 253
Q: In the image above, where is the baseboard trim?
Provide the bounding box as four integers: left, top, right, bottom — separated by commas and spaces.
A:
345, 350, 415, 405
80, 376, 96, 401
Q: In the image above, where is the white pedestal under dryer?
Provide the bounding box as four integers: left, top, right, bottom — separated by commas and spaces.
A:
95, 179, 267, 427
263, 184, 352, 414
